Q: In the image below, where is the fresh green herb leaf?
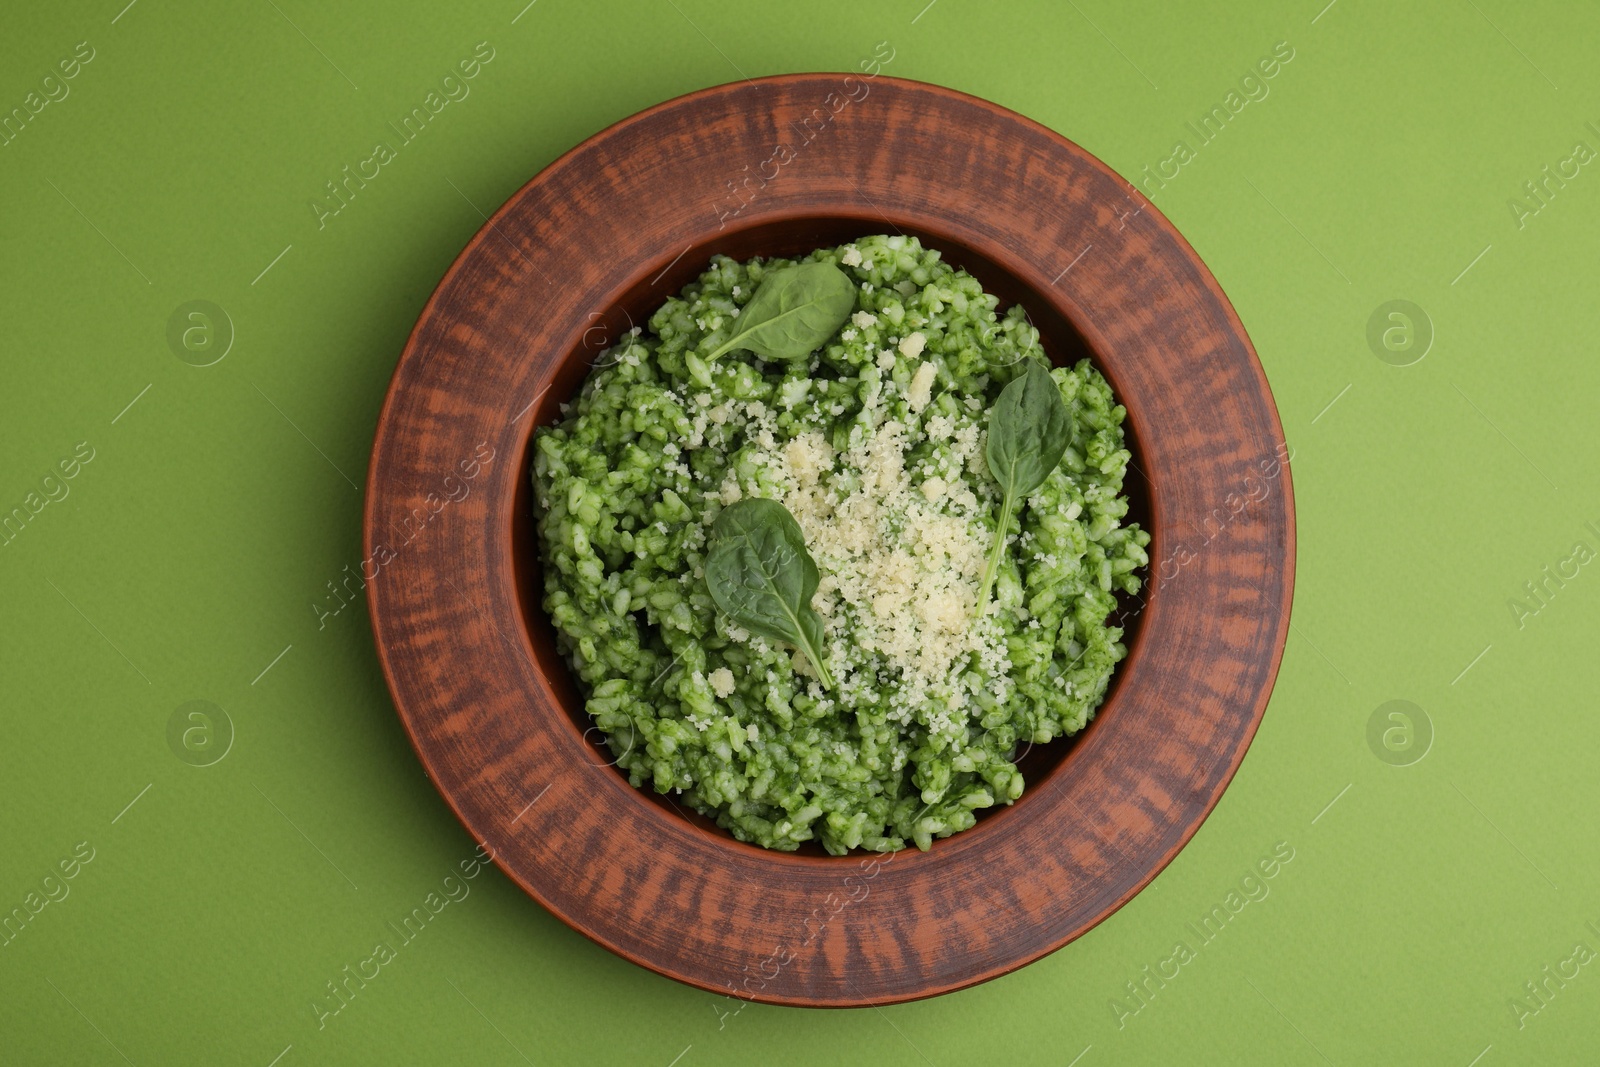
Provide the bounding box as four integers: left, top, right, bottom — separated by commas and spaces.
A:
975, 358, 1071, 617
704, 498, 835, 689
705, 261, 855, 363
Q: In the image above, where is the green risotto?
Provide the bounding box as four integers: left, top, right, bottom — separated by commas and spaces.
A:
532, 235, 1148, 853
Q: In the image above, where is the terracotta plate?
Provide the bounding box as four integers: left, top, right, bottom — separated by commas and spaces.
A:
365, 74, 1294, 1006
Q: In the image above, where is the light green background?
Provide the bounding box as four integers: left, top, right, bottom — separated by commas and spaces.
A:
3, 0, 1596, 1063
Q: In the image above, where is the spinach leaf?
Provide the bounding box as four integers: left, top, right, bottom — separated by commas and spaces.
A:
705, 498, 836, 689
975, 358, 1071, 617
705, 261, 855, 363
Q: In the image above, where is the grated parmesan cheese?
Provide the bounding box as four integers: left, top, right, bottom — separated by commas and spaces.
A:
907, 361, 936, 412
782, 432, 834, 485
749, 411, 1004, 730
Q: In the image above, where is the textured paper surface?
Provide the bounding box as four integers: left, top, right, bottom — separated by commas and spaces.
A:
2, 1, 1595, 1063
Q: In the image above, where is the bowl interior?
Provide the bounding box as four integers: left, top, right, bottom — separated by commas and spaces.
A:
509, 213, 1154, 855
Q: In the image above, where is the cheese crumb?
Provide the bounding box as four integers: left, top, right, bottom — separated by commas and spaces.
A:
908, 361, 936, 412
783, 432, 835, 485
709, 667, 736, 698
921, 476, 947, 501
840, 246, 863, 267
899, 331, 927, 359
851, 310, 878, 329
876, 349, 896, 371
